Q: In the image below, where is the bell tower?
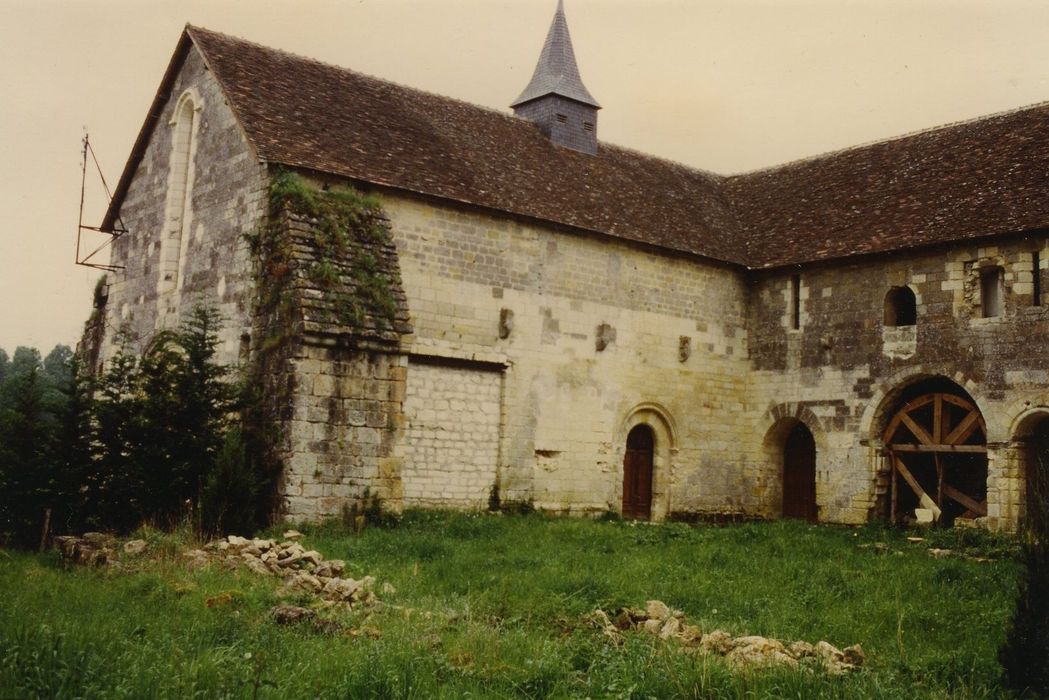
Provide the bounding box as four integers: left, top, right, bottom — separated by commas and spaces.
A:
511, 0, 601, 154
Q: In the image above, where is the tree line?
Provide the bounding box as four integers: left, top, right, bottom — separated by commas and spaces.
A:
0, 306, 267, 548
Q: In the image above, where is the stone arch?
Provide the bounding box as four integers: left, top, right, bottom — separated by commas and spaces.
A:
761, 402, 828, 452
618, 403, 676, 521
1006, 405, 1049, 524
761, 407, 824, 522
860, 367, 984, 446
876, 375, 988, 526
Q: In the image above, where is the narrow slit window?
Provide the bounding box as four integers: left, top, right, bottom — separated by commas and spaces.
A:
582, 122, 594, 132
1033, 251, 1042, 306
556, 113, 568, 123
791, 274, 801, 330
980, 266, 1004, 318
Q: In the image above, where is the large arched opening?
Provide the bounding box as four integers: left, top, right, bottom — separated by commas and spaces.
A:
880, 378, 987, 526
1012, 411, 1049, 525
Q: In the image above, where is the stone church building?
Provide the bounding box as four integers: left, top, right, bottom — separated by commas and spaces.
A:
85, 3, 1049, 530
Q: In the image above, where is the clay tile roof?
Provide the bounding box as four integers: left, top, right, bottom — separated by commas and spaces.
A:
728, 102, 1049, 268
105, 26, 1049, 271
511, 0, 600, 109
184, 26, 742, 264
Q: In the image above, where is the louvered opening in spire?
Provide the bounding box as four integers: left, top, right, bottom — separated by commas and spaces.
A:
512, 0, 601, 154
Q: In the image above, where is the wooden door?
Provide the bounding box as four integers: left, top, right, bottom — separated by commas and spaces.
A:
622, 425, 654, 520
783, 423, 817, 522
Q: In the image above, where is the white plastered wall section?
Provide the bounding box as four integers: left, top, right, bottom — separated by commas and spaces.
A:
383, 194, 752, 519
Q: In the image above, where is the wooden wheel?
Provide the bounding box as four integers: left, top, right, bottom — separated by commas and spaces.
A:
883, 392, 987, 525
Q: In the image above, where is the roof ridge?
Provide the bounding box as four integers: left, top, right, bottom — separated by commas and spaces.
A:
727, 98, 1049, 181
187, 24, 725, 183
186, 24, 532, 130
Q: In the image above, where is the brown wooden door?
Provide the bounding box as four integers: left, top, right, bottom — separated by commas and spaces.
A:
783, 423, 817, 522
622, 425, 654, 520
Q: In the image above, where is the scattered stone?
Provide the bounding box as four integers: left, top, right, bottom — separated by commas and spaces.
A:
643, 618, 663, 635
205, 592, 235, 608
906, 536, 925, 543
54, 535, 113, 566
659, 616, 681, 640
312, 618, 344, 635
588, 600, 863, 675
54, 531, 386, 611
646, 600, 671, 621
271, 604, 316, 625
244, 558, 272, 577
728, 636, 796, 669
183, 549, 211, 569
928, 548, 952, 558
82, 532, 110, 546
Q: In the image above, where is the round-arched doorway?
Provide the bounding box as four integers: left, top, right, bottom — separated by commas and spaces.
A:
1015, 413, 1049, 525
622, 425, 654, 520
783, 422, 817, 522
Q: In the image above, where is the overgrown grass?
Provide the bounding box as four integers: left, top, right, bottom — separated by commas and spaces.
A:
0, 514, 1020, 698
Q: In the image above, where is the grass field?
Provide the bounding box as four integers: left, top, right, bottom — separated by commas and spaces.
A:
0, 512, 1022, 698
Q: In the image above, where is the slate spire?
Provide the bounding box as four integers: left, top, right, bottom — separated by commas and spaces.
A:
512, 0, 601, 154
512, 0, 600, 109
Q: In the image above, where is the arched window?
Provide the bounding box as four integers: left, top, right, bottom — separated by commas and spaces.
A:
158, 91, 200, 296
883, 286, 917, 326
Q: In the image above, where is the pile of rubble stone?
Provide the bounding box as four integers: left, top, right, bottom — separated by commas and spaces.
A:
190, 532, 387, 607
589, 600, 864, 675
54, 532, 146, 567
54, 530, 386, 609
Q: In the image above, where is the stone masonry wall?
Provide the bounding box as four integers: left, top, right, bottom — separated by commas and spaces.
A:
100, 46, 267, 369
281, 343, 407, 522
382, 194, 752, 518
747, 234, 1049, 529
396, 360, 502, 508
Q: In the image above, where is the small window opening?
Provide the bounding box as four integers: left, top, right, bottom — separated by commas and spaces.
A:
790, 274, 801, 330
582, 122, 594, 132
239, 333, 252, 362
883, 286, 917, 326
555, 113, 568, 123
980, 266, 1004, 318
1033, 252, 1042, 307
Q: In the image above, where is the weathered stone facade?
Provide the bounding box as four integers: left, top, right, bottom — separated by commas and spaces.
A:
747, 235, 1049, 529
86, 24, 1049, 531
96, 46, 266, 367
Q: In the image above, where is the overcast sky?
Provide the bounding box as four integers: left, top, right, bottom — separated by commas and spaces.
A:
2, 0, 1049, 354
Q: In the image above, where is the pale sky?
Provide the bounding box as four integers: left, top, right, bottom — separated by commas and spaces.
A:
2, 0, 1049, 354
